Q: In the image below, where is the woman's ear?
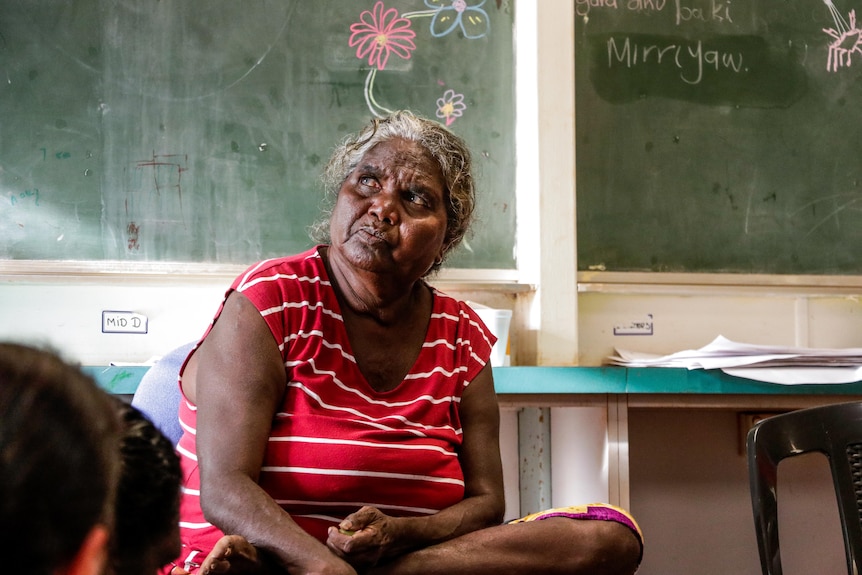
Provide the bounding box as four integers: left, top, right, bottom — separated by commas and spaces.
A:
60, 524, 110, 575
435, 244, 447, 266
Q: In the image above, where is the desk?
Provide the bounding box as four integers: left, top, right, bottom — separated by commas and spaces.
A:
492, 368, 862, 518
82, 365, 862, 511
493, 365, 862, 399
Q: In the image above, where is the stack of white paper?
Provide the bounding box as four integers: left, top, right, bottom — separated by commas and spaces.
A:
607, 336, 862, 385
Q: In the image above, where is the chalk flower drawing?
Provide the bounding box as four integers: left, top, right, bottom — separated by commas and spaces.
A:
436, 88, 466, 126
350, 1, 490, 122
425, 0, 490, 39
822, 2, 862, 71
349, 2, 417, 71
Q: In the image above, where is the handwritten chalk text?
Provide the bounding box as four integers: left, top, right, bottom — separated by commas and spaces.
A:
8, 188, 40, 207
577, 0, 618, 17
607, 36, 744, 84
577, 0, 667, 16
628, 0, 667, 13
576, 0, 736, 26
675, 0, 733, 25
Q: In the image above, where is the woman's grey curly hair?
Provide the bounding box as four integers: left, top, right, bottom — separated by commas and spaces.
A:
309, 110, 476, 275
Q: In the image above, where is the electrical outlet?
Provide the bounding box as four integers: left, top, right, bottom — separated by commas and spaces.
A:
102, 311, 148, 334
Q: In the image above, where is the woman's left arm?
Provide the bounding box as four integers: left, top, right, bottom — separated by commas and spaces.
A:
326, 363, 505, 565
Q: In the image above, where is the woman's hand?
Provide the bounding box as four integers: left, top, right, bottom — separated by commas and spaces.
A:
325, 506, 395, 569
191, 534, 359, 575
326, 364, 505, 571
197, 535, 262, 574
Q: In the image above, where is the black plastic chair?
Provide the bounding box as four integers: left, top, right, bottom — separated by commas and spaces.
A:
746, 401, 862, 575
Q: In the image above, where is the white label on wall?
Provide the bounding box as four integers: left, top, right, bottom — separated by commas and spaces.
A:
613, 314, 653, 336
102, 311, 148, 334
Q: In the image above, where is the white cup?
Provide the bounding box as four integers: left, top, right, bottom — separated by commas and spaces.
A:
471, 305, 512, 367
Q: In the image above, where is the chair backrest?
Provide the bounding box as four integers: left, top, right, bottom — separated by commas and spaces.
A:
746, 401, 862, 575
130, 342, 195, 446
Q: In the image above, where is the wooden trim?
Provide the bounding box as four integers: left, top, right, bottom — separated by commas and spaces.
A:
579, 271, 862, 295
0, 259, 530, 291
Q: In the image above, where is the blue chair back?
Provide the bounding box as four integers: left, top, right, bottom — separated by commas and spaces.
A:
131, 342, 195, 446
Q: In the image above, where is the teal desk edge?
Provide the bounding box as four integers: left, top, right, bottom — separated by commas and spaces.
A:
623, 367, 862, 395
83, 365, 862, 396
492, 367, 628, 394
82, 366, 151, 395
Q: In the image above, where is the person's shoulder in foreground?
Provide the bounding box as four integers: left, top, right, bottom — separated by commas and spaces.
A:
0, 341, 121, 575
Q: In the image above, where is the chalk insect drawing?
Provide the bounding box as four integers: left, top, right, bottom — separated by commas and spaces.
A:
348, 0, 490, 125
822, 1, 862, 71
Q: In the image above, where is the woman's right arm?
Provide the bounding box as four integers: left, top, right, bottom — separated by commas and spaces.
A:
188, 291, 357, 575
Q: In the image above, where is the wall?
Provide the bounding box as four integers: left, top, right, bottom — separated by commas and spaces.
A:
0, 268, 520, 365
578, 279, 862, 366
0, 268, 229, 364
6, 269, 861, 369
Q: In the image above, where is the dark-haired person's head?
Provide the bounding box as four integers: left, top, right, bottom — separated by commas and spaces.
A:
0, 342, 121, 575
110, 399, 183, 575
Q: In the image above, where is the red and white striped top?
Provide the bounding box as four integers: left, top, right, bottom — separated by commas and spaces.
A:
173, 247, 495, 566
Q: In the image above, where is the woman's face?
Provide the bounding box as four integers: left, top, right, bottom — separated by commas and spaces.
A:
329, 137, 448, 282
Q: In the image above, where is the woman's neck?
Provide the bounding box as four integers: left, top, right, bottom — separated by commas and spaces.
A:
322, 247, 426, 326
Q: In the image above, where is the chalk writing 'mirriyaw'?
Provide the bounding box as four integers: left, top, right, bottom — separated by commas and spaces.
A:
607, 37, 743, 84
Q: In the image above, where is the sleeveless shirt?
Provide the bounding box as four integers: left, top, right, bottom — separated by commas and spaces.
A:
174, 246, 496, 563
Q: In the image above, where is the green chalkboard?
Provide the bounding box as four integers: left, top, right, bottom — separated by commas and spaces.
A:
0, 0, 515, 270
576, 0, 862, 274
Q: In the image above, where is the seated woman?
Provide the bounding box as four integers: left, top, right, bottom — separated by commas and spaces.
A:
168, 111, 643, 575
